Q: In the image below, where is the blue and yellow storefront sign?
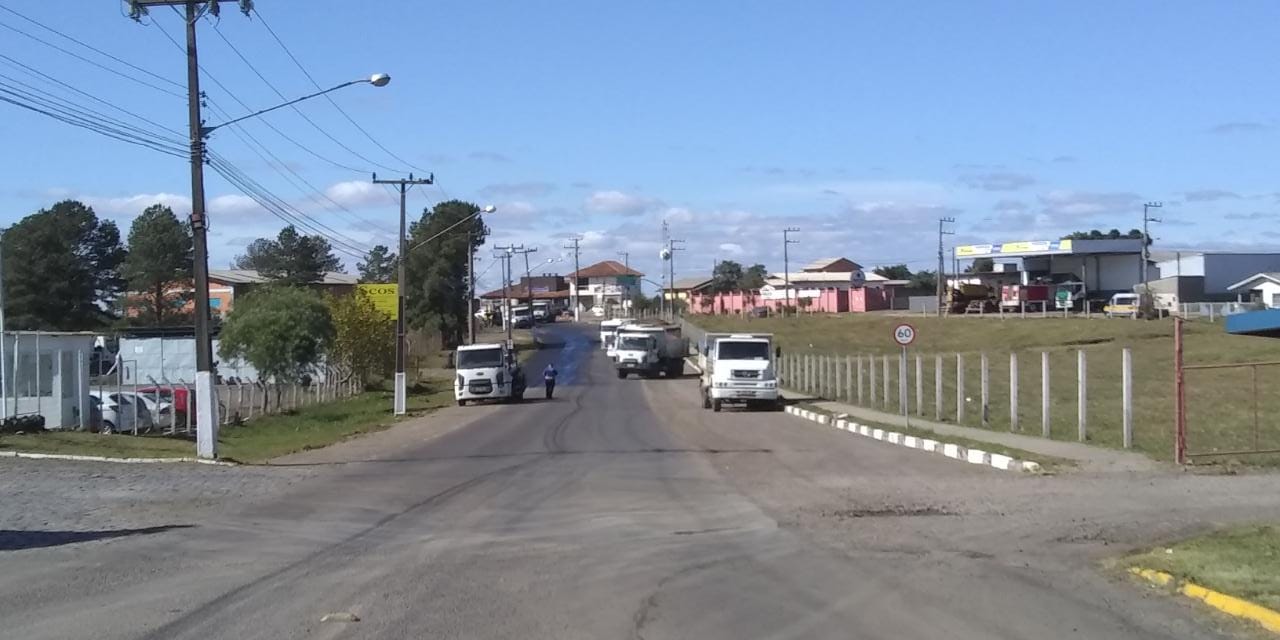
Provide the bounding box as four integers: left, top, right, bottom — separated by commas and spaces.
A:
955, 239, 1072, 258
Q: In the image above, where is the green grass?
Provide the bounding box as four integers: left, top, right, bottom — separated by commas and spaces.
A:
1129, 525, 1280, 611
694, 314, 1280, 462
0, 378, 454, 463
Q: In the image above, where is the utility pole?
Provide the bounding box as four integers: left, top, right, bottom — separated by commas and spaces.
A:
372, 173, 433, 416
937, 217, 955, 317
126, 0, 257, 459
510, 246, 538, 310
494, 245, 522, 343
1141, 202, 1162, 286
564, 236, 581, 322
666, 237, 685, 321
783, 227, 800, 316
617, 251, 629, 272
466, 231, 476, 345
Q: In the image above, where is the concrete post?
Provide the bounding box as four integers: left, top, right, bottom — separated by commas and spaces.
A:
915, 354, 923, 417
845, 355, 854, 402
1042, 351, 1050, 437
898, 350, 908, 416
869, 355, 877, 406
1009, 352, 1019, 431
956, 354, 965, 422
1077, 349, 1088, 442
934, 354, 943, 421
882, 355, 890, 410
980, 352, 990, 426
857, 355, 864, 405
1122, 347, 1133, 448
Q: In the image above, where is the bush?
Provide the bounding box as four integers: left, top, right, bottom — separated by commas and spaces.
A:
0, 414, 47, 434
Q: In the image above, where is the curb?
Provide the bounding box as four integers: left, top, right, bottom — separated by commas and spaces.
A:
0, 450, 237, 466
1129, 567, 1280, 633
782, 405, 1041, 473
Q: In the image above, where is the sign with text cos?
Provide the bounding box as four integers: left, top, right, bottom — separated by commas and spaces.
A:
358, 284, 399, 320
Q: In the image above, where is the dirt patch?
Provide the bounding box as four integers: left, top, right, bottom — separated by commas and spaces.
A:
821, 506, 956, 519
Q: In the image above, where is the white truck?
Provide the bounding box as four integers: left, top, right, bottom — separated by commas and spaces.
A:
698, 332, 781, 412
613, 323, 688, 379
598, 318, 632, 355
454, 342, 527, 406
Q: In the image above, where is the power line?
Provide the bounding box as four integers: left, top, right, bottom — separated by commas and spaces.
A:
0, 18, 184, 99
0, 2, 184, 90
207, 17, 406, 174
252, 6, 426, 175
0, 80, 186, 157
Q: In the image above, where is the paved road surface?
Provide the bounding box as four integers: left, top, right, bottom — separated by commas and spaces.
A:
3, 322, 1279, 639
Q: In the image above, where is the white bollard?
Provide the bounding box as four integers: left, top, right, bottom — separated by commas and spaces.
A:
934, 354, 943, 421
1009, 352, 1019, 432
1122, 347, 1133, 448
1077, 349, 1088, 442
1041, 351, 1051, 438
956, 353, 965, 422
980, 352, 990, 426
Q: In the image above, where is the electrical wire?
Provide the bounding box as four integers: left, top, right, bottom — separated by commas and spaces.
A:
252, 6, 428, 176
0, 85, 185, 158
207, 17, 406, 174
0, 19, 184, 99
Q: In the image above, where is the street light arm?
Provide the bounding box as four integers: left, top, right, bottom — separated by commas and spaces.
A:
201, 78, 368, 136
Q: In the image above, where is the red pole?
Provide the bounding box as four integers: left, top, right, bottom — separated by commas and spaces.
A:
1174, 316, 1187, 464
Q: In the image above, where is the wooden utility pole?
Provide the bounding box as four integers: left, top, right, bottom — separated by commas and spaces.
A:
372, 173, 433, 416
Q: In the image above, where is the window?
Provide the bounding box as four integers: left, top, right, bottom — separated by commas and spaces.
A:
1271, 292, 1280, 308
577, 277, 589, 287
717, 341, 770, 360
15, 351, 54, 397
457, 348, 504, 369
618, 336, 655, 350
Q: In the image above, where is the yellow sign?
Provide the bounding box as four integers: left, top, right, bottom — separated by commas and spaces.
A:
358, 284, 398, 319
956, 244, 993, 257
1000, 240, 1051, 254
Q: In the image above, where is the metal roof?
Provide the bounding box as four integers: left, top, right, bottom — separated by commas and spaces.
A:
207, 269, 359, 285
567, 260, 643, 278
1227, 272, 1280, 292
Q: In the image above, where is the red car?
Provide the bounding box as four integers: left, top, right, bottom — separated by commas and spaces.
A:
137, 386, 193, 424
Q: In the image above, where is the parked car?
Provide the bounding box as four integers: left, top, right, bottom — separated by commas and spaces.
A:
89, 391, 154, 433
1104, 293, 1140, 318
121, 391, 173, 428
138, 386, 191, 424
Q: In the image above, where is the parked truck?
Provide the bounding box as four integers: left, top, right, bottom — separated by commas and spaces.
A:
613, 323, 688, 378
697, 333, 781, 412
454, 342, 526, 406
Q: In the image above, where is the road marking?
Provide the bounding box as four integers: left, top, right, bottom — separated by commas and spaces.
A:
1129, 567, 1280, 633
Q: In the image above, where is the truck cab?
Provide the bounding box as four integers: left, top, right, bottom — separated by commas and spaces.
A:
614, 324, 686, 378
454, 343, 526, 406
598, 318, 631, 354
699, 333, 781, 412
532, 301, 552, 323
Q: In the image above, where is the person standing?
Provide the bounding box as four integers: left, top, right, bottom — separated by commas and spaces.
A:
543, 363, 558, 400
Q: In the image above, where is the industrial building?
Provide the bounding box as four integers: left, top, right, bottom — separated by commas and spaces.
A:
1151, 252, 1280, 301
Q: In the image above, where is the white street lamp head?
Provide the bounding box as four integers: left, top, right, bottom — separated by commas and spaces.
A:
369, 73, 391, 87
480, 205, 496, 213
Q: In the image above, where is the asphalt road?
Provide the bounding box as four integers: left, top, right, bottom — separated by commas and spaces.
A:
3, 321, 1279, 639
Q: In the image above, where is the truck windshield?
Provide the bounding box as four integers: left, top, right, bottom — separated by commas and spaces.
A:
718, 341, 770, 360
618, 336, 654, 350
457, 348, 504, 368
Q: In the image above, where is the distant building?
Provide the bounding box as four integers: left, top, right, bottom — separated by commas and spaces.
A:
122, 270, 359, 321
1228, 272, 1280, 309
567, 260, 643, 312
0, 331, 97, 429
478, 274, 570, 312
1153, 252, 1280, 301
664, 276, 715, 302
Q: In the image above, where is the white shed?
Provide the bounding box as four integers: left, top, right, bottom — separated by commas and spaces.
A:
1228, 273, 1280, 309
1, 331, 97, 429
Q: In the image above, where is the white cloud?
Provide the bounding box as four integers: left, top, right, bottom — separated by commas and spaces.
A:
1182, 189, 1240, 202
1038, 189, 1140, 219
481, 182, 554, 197
499, 201, 539, 217
958, 171, 1036, 191
208, 194, 261, 217
324, 181, 392, 208
82, 192, 191, 216
584, 190, 661, 216
719, 242, 744, 255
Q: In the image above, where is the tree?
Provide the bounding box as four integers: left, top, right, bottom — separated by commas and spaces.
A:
873, 264, 913, 280
710, 260, 744, 293
233, 225, 343, 285
1, 200, 126, 330
328, 290, 394, 384
218, 286, 333, 384
404, 200, 489, 346
122, 204, 193, 326
740, 264, 768, 290
357, 244, 397, 283
909, 269, 937, 292
965, 257, 995, 273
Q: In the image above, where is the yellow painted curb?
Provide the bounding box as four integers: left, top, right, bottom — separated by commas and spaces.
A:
1129, 567, 1280, 634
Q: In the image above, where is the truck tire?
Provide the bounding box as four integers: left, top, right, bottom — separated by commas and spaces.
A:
457, 399, 467, 407
702, 391, 711, 409
712, 399, 722, 413
616, 370, 627, 379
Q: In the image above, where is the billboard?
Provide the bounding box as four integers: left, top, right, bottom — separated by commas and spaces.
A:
955, 239, 1073, 258
358, 284, 398, 319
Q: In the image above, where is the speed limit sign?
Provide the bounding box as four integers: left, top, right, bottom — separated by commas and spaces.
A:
892, 323, 916, 346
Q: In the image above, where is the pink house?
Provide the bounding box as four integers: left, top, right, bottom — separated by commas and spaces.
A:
686, 257, 903, 315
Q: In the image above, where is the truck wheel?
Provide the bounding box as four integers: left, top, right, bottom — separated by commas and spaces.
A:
712, 399, 722, 413
702, 391, 711, 409
457, 399, 467, 407
772, 399, 785, 412
616, 370, 627, 379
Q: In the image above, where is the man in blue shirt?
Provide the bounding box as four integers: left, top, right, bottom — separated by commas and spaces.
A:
543, 363, 558, 400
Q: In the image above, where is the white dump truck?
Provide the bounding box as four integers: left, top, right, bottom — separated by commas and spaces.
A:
454, 342, 527, 406
598, 318, 632, 355
698, 332, 781, 412
613, 323, 688, 378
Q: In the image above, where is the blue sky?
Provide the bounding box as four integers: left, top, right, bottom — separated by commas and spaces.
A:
2, 0, 1278, 292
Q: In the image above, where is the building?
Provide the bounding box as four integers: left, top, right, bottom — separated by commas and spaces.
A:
1152, 253, 1280, 301
478, 275, 571, 313
664, 276, 714, 303
567, 260, 643, 312
124, 270, 360, 321
0, 331, 97, 429
686, 257, 907, 314
953, 238, 1145, 301
1228, 273, 1280, 308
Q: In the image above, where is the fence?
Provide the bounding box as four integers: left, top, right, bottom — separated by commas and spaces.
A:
774, 344, 1140, 449
1174, 317, 1280, 463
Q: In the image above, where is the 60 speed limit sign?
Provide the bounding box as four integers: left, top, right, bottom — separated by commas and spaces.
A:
892, 323, 916, 346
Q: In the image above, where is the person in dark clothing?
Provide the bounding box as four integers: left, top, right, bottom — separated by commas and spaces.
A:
543, 363, 558, 399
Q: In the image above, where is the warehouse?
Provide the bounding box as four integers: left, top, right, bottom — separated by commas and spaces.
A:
953, 238, 1145, 305
1151, 252, 1280, 301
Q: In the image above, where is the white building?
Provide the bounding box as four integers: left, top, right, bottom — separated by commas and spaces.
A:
1228, 273, 1280, 308
0, 332, 97, 429
568, 260, 643, 312
1153, 252, 1280, 300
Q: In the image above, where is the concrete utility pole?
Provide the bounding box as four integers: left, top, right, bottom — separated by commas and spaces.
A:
466, 231, 476, 345
564, 236, 581, 322
666, 237, 685, 321
783, 227, 800, 316
1141, 202, 1162, 286
617, 251, 629, 272
510, 246, 538, 310
494, 245, 522, 343
373, 173, 433, 416
937, 216, 955, 317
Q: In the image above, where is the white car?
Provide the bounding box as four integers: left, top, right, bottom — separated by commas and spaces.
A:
120, 391, 174, 428
89, 391, 154, 433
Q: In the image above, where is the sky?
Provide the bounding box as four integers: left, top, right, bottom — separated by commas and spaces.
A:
1, 0, 1279, 294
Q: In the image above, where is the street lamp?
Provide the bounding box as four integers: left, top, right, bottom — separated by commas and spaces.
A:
465, 205, 498, 345
186, 74, 388, 459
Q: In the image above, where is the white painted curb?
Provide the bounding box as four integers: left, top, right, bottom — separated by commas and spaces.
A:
0, 450, 237, 466
783, 405, 1043, 473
